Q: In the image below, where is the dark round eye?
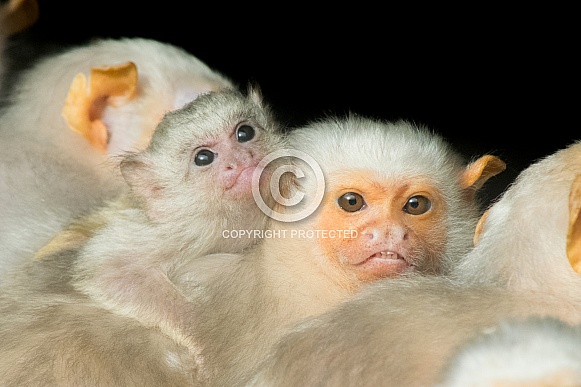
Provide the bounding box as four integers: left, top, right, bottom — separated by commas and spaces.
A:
403, 195, 431, 215
237, 125, 256, 143
338, 192, 366, 212
194, 149, 215, 166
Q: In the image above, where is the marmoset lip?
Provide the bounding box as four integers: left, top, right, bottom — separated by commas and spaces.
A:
356, 250, 405, 265
353, 250, 414, 277
224, 165, 258, 193
350, 246, 406, 265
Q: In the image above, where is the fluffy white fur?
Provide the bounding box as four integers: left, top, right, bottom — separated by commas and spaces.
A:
451, 141, 581, 291
438, 316, 581, 387
165, 116, 499, 385
68, 86, 284, 349
246, 141, 581, 387
0, 116, 496, 386
289, 116, 489, 270
0, 37, 233, 279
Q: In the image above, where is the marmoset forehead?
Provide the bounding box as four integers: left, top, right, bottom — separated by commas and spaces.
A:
291, 120, 460, 172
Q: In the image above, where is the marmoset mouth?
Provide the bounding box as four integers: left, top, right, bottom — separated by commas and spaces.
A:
352, 249, 414, 279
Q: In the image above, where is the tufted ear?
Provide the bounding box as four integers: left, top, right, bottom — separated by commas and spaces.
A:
119, 153, 169, 223
460, 155, 506, 200
246, 82, 263, 107
567, 175, 581, 274
120, 153, 161, 199
62, 61, 138, 152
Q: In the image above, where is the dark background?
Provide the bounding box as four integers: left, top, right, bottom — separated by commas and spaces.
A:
4, 2, 576, 207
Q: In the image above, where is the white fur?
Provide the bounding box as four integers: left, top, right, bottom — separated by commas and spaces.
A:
0, 87, 284, 385
289, 115, 482, 269
0, 114, 489, 385
291, 116, 463, 185
0, 37, 234, 280
438, 317, 581, 387
167, 116, 494, 385
246, 141, 581, 387
452, 141, 581, 291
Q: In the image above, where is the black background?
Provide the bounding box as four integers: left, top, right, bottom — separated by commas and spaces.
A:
4, 2, 576, 207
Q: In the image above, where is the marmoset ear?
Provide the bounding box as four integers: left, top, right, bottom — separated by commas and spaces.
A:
473, 209, 489, 246
567, 174, 581, 274
62, 62, 138, 152
460, 155, 506, 200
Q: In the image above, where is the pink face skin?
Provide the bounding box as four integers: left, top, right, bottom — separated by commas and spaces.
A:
192, 123, 265, 200
212, 141, 259, 198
